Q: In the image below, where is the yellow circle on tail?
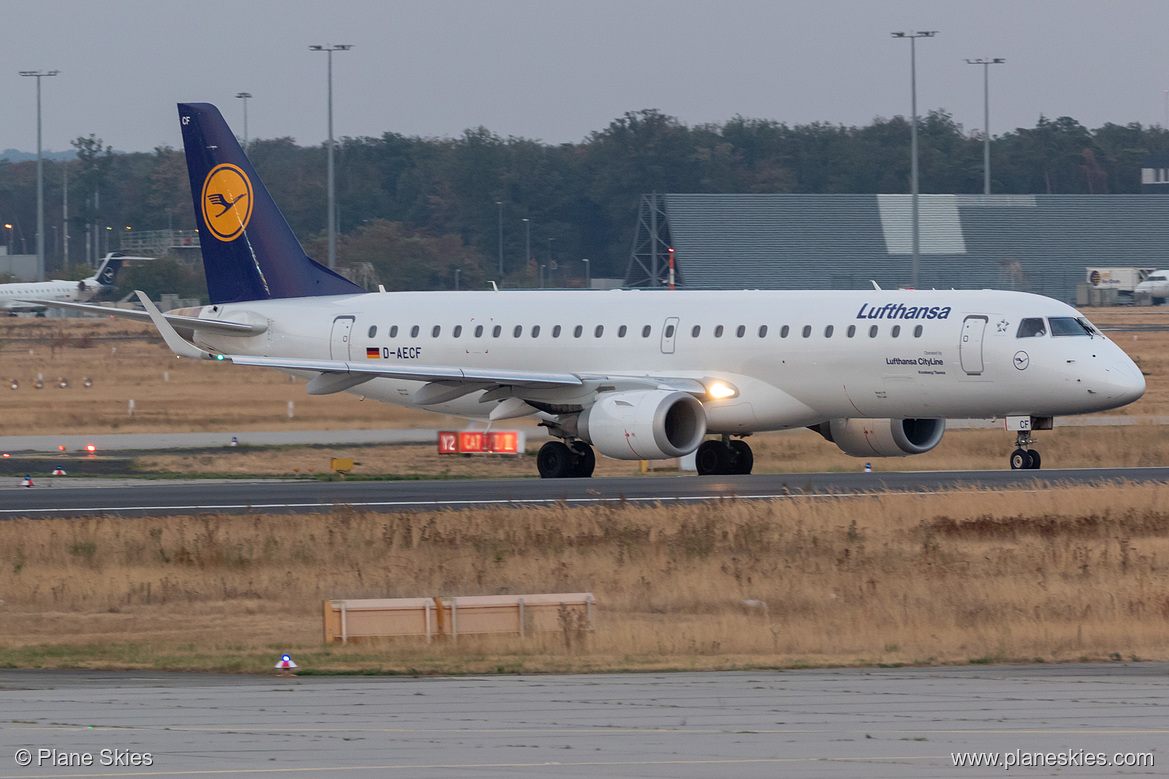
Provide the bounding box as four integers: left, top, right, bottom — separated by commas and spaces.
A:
201, 163, 254, 241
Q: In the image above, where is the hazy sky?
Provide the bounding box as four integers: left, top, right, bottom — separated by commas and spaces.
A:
3, 0, 1169, 154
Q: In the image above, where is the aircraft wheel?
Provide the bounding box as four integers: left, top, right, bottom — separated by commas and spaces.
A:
729, 440, 754, 475
569, 442, 596, 478
537, 441, 574, 478
1027, 449, 1041, 470
695, 440, 729, 476
1009, 448, 1029, 470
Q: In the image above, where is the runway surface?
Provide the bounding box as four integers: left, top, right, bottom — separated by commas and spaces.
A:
0, 665, 1162, 777
1, 467, 1169, 517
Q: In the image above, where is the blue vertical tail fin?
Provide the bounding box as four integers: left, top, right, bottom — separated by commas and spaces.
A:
178, 102, 364, 304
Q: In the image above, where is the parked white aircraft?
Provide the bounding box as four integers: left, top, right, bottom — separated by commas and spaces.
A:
1135, 271, 1169, 304
1, 252, 144, 313
59, 103, 1150, 477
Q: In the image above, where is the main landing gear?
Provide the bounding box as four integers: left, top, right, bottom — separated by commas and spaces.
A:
1009, 430, 1042, 470
695, 435, 754, 476
536, 440, 596, 478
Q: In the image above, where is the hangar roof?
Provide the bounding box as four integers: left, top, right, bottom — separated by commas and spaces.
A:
628, 194, 1169, 301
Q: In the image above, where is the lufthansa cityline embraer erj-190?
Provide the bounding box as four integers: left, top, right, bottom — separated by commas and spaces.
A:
46, 103, 1147, 477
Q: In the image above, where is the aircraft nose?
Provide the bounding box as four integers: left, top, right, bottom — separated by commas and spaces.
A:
1104, 359, 1145, 405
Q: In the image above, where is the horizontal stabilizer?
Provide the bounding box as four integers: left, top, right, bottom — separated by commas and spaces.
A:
20, 299, 266, 336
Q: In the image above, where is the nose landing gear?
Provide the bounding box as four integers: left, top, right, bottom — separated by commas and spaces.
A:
1009, 430, 1042, 470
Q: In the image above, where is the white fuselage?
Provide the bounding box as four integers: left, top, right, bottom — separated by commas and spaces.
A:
190, 288, 1144, 430
0, 277, 105, 311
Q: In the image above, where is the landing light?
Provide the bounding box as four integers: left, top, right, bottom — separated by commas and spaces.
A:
86, 444, 96, 453
707, 381, 738, 400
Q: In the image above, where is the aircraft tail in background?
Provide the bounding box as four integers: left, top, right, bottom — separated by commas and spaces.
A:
177, 102, 364, 305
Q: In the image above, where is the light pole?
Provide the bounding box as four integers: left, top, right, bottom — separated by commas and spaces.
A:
235, 92, 252, 151
4, 224, 12, 255
522, 218, 531, 274
582, 258, 590, 288
19, 69, 59, 281
454, 267, 460, 290
891, 31, 936, 288
965, 58, 1004, 195
495, 200, 504, 278
309, 44, 352, 270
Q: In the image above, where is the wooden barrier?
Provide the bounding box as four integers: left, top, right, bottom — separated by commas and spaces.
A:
323, 598, 436, 644
324, 593, 595, 644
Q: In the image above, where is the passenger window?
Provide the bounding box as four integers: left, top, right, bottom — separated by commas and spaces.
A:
1050, 317, 1092, 336
513, 325, 522, 338
432, 325, 441, 337
758, 325, 767, 337
714, 325, 724, 338
552, 325, 562, 338
913, 325, 922, 338
665, 324, 675, 338
736, 325, 745, 338
367, 326, 377, 338
594, 325, 604, 337
531, 325, 540, 337
869, 325, 878, 338
847, 325, 856, 338
642, 325, 651, 337
389, 325, 399, 338
474, 325, 483, 338
692, 325, 701, 337
891, 325, 901, 338
574, 325, 583, 338
824, 325, 834, 338
492, 325, 501, 338
1016, 318, 1047, 338
453, 325, 462, 338
780, 325, 789, 338
618, 325, 627, 338
802, 325, 811, 338
410, 325, 420, 338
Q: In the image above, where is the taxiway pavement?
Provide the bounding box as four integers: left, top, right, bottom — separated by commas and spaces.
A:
0, 664, 1163, 777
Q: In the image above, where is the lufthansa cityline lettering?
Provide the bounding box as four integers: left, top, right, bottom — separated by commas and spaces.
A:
886, 357, 944, 366
857, 303, 952, 320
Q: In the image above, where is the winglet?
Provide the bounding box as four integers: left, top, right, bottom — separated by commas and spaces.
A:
136, 290, 219, 361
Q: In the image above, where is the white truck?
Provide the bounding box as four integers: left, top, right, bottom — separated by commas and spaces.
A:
1085, 267, 1156, 297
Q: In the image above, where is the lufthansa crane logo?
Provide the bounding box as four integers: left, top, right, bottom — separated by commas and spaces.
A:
201, 163, 253, 241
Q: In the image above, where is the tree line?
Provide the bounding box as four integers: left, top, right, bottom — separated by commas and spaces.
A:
1, 109, 1166, 299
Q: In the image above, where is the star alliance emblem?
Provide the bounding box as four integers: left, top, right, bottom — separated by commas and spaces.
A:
996, 319, 1010, 333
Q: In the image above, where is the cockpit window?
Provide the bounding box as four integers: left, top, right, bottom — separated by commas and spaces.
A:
1016, 318, 1046, 338
1076, 317, 1102, 336
1049, 316, 1093, 337
1150, 275, 1167, 282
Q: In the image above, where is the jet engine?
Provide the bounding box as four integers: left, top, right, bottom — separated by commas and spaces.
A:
578, 390, 707, 460
812, 418, 945, 458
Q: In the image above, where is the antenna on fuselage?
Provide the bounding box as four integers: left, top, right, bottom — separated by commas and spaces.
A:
490, 281, 499, 292
870, 280, 882, 290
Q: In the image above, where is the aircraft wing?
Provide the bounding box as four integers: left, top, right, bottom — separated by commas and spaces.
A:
20, 299, 267, 336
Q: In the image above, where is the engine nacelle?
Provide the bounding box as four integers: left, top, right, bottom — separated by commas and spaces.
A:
814, 418, 945, 458
579, 390, 707, 460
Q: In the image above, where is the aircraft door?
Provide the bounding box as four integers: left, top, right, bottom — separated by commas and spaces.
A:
330, 316, 356, 360
959, 315, 988, 375
660, 317, 679, 354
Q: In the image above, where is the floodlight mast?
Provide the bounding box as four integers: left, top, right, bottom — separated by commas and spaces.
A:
19, 69, 59, 281
309, 45, 353, 270
891, 31, 936, 289
965, 58, 1005, 195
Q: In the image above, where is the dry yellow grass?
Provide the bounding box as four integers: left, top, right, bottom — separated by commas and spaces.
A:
2, 484, 1168, 672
